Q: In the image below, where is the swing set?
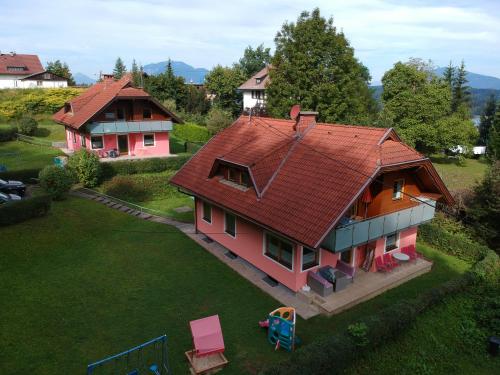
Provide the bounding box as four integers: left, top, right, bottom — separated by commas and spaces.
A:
87, 335, 170, 375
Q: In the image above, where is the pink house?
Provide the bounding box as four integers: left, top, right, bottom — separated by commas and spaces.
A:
53, 75, 182, 159
170, 112, 454, 293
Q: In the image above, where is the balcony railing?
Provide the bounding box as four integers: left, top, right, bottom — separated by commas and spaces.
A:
87, 120, 173, 135
321, 198, 437, 252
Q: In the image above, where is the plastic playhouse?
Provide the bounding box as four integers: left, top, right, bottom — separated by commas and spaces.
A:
185, 314, 229, 374
259, 307, 299, 352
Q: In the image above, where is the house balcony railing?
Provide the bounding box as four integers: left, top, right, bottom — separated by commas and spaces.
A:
321, 198, 437, 252
87, 120, 173, 135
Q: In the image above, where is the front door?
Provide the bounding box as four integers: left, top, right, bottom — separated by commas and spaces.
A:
118, 135, 128, 154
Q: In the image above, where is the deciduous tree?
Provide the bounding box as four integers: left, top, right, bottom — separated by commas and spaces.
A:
204, 65, 246, 116
236, 44, 272, 78
266, 8, 376, 124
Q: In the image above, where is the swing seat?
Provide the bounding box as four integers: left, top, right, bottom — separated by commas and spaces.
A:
149, 363, 160, 374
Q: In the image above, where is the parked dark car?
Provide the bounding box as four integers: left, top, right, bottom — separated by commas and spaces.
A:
0, 178, 26, 196
0, 191, 22, 204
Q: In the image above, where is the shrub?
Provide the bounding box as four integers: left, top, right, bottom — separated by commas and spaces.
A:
39, 165, 73, 200
102, 176, 150, 202
0, 195, 52, 226
0, 125, 18, 142
100, 154, 191, 180
206, 107, 233, 134
68, 149, 101, 187
18, 116, 38, 136
171, 123, 211, 143
0, 168, 41, 182
347, 322, 369, 347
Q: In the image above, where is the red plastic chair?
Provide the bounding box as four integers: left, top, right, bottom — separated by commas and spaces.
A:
402, 246, 417, 261
384, 253, 399, 268
375, 256, 390, 272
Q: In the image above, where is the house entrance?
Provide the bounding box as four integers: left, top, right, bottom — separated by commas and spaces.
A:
118, 135, 128, 154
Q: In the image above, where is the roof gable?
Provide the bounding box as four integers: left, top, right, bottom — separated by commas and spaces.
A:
0, 53, 44, 75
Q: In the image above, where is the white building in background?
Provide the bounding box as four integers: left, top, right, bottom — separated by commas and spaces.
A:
0, 52, 68, 89
237, 65, 270, 114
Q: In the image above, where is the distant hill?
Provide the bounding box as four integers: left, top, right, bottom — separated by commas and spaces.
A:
143, 61, 208, 84
74, 72, 95, 86
371, 68, 500, 115
434, 67, 500, 90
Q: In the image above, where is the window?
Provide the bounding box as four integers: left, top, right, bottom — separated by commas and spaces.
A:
224, 212, 236, 237
225, 167, 250, 187
143, 134, 155, 147
393, 179, 404, 200
7, 66, 26, 72
91, 136, 103, 149
64, 103, 71, 113
143, 108, 152, 119
43, 73, 51, 79
255, 78, 261, 84
104, 112, 115, 120
117, 108, 125, 120
302, 247, 319, 271
80, 134, 86, 147
264, 233, 294, 270
240, 171, 249, 187
251, 90, 263, 99
202, 201, 212, 223
37, 80, 43, 87
72, 131, 77, 144
340, 249, 352, 264
228, 168, 239, 183
385, 233, 399, 252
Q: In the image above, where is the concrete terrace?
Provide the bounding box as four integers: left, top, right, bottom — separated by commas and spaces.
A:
73, 188, 433, 320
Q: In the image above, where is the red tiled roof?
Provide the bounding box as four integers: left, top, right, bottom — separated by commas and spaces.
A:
0, 53, 44, 75
238, 66, 270, 90
170, 116, 453, 248
53, 75, 180, 129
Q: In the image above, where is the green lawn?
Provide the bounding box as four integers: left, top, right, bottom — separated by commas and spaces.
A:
0, 198, 470, 374
347, 290, 500, 375
0, 140, 63, 170
431, 155, 488, 191
0, 115, 65, 142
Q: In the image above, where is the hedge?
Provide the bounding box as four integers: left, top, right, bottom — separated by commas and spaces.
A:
0, 126, 17, 142
0, 168, 41, 182
262, 249, 499, 375
0, 194, 52, 226
100, 154, 191, 180
419, 220, 490, 263
171, 123, 211, 143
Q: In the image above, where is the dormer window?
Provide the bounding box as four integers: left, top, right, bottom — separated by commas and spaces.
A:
7, 66, 26, 72
255, 78, 261, 84
225, 166, 250, 188
64, 103, 72, 113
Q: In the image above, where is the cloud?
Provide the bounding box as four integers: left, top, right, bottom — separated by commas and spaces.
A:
0, 0, 498, 82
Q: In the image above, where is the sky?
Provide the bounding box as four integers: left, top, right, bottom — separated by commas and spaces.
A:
1, 0, 499, 83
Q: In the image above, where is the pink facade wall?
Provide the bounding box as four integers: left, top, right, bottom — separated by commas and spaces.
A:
195, 198, 419, 292
65, 128, 170, 157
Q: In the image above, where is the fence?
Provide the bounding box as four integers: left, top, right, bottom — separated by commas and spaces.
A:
16, 133, 66, 148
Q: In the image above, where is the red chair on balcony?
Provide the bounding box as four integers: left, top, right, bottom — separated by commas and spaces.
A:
401, 246, 418, 261
375, 256, 390, 272
383, 253, 400, 268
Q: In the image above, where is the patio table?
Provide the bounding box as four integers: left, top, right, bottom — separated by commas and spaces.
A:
392, 252, 410, 262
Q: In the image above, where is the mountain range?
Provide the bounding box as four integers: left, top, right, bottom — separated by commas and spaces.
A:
143, 61, 209, 84
73, 72, 96, 85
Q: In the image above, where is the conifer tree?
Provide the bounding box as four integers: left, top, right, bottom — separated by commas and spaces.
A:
113, 57, 127, 79
131, 59, 141, 86
479, 94, 497, 145
451, 60, 471, 114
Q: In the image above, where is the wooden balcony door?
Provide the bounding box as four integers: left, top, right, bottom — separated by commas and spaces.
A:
118, 135, 128, 155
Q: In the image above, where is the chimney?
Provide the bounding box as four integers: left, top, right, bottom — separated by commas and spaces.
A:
293, 111, 318, 136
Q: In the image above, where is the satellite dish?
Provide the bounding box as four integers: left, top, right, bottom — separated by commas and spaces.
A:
290, 104, 301, 120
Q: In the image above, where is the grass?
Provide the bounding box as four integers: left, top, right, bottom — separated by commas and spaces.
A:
431, 155, 488, 191
347, 290, 500, 375
0, 140, 63, 170
0, 114, 66, 142
98, 171, 195, 222
0, 197, 470, 374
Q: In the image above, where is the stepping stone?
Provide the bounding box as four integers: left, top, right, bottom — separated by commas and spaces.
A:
138, 213, 152, 219
173, 206, 193, 213
119, 206, 131, 212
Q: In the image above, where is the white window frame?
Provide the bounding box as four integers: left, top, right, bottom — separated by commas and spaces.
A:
392, 178, 404, 200
201, 201, 212, 224
384, 232, 400, 253
90, 135, 104, 150
262, 232, 295, 272
143, 133, 155, 147
72, 131, 77, 144
80, 133, 86, 147
300, 246, 321, 272
37, 80, 43, 87
224, 211, 237, 238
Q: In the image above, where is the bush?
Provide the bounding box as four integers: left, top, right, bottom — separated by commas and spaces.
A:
0, 195, 52, 226
0, 168, 41, 182
100, 154, 191, 180
39, 165, 73, 200
18, 116, 38, 136
102, 176, 150, 202
0, 125, 18, 142
171, 123, 211, 143
68, 149, 101, 187
206, 107, 233, 134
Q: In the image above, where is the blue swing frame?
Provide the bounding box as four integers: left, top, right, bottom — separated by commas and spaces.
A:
87, 335, 170, 375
